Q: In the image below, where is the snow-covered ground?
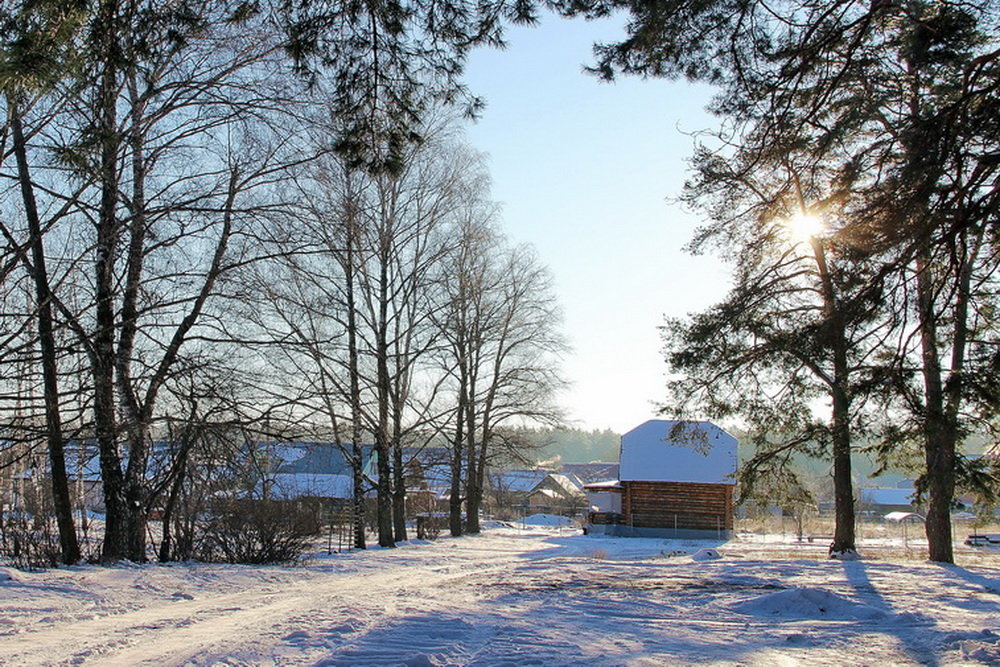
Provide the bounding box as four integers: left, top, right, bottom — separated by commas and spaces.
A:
2, 526, 998, 665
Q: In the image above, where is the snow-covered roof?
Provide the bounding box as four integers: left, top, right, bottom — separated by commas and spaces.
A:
400, 446, 451, 466
559, 462, 619, 483
20, 441, 169, 482
489, 469, 585, 497
420, 463, 453, 491
862, 488, 916, 507
263, 442, 373, 476
547, 473, 585, 497
491, 469, 548, 493
619, 420, 737, 485
259, 473, 354, 499
583, 480, 622, 491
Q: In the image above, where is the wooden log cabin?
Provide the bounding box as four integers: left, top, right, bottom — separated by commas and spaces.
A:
585, 420, 737, 539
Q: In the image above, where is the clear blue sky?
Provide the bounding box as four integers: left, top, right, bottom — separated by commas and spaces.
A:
462, 14, 731, 434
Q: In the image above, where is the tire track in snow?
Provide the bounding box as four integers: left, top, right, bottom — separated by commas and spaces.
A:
0, 539, 527, 665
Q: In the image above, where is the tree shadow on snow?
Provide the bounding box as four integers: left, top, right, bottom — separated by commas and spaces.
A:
840, 561, 943, 666
308, 591, 770, 665
932, 563, 1000, 596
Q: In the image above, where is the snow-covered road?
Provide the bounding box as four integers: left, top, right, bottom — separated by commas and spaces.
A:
2, 527, 999, 665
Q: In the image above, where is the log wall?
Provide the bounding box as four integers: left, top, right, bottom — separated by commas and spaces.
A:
622, 481, 733, 532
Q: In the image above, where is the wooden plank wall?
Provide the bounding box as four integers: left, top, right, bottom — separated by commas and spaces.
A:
588, 511, 623, 525
622, 481, 733, 531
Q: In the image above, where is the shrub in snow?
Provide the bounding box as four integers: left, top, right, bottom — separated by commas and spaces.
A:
195, 498, 317, 564
0, 510, 62, 570
691, 548, 721, 561
415, 514, 445, 540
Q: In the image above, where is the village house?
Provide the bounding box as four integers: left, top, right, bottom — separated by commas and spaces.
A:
488, 469, 587, 517
256, 442, 375, 505
399, 448, 453, 516
585, 419, 738, 539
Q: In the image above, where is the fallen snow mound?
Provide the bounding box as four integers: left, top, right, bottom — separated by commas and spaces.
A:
731, 587, 887, 620
691, 548, 721, 561
520, 513, 574, 527
0, 568, 11, 582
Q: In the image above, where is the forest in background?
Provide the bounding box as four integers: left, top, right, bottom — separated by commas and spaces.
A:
519, 427, 622, 464
520, 426, 994, 500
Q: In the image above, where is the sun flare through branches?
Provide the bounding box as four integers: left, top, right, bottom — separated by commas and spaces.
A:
783, 211, 827, 245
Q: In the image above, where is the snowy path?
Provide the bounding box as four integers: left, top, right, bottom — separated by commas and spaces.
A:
0, 538, 530, 665
2, 528, 999, 665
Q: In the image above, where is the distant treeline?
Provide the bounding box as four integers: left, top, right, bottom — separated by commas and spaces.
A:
506, 428, 622, 465
513, 426, 992, 494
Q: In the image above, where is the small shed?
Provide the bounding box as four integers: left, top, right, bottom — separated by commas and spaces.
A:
586, 419, 738, 539
583, 480, 622, 514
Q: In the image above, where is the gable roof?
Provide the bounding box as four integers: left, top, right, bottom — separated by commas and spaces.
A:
490, 469, 548, 493
583, 480, 622, 491
619, 420, 738, 485
257, 441, 373, 476
259, 473, 355, 500
861, 487, 916, 506
487, 469, 585, 499
417, 463, 452, 492
546, 473, 585, 497
559, 462, 620, 484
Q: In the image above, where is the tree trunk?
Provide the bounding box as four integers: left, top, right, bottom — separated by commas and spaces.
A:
351, 442, 366, 549
828, 324, 856, 556
464, 474, 480, 534
9, 100, 80, 565
472, 421, 490, 534
915, 249, 964, 564
157, 444, 190, 562
391, 436, 407, 543
374, 431, 394, 545
345, 203, 366, 550
922, 419, 956, 563
119, 68, 152, 562
449, 385, 465, 537
463, 376, 480, 534
93, 0, 128, 562
829, 387, 856, 556
809, 236, 856, 557
374, 227, 394, 547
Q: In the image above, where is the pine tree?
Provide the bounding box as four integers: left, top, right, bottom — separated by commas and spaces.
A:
557, 0, 999, 563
